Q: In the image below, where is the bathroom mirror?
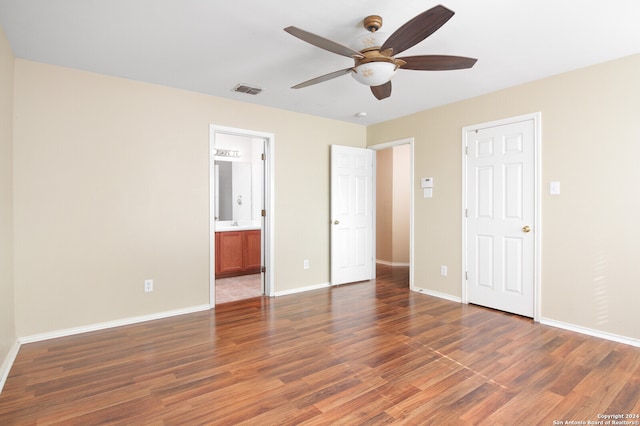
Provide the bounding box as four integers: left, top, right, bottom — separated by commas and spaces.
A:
215, 160, 253, 221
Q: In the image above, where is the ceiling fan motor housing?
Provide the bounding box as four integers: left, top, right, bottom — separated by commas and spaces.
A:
363, 15, 383, 32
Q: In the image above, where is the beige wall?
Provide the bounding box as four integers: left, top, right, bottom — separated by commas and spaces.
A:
368, 54, 640, 341
391, 144, 410, 264
0, 27, 16, 371
13, 60, 365, 337
376, 149, 393, 263
376, 145, 410, 265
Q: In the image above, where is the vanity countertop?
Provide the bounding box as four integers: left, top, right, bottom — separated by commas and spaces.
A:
215, 221, 261, 232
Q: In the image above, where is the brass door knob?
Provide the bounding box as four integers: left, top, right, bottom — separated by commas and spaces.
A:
522, 225, 531, 233
334, 220, 340, 225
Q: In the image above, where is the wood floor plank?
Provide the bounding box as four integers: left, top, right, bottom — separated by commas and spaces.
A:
1, 265, 639, 424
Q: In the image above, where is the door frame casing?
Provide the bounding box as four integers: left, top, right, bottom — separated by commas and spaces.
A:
209, 125, 275, 307
369, 138, 415, 289
461, 113, 541, 321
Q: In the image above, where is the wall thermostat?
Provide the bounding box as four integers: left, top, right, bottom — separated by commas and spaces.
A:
421, 177, 433, 188
421, 177, 433, 198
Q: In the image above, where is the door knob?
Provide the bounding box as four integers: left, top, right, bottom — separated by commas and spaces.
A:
334, 220, 340, 225
522, 225, 531, 233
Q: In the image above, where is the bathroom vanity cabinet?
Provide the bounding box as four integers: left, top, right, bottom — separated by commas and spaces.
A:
215, 230, 261, 278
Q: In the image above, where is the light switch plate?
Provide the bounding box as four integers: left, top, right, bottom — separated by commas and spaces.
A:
550, 181, 560, 195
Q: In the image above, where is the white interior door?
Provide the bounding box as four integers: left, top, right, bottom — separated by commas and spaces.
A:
331, 145, 374, 285
465, 117, 536, 317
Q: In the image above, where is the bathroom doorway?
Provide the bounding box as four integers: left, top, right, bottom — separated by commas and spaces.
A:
209, 125, 274, 306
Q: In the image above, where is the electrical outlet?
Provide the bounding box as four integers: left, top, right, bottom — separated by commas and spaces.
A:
440, 266, 448, 277
144, 279, 153, 292
303, 259, 309, 270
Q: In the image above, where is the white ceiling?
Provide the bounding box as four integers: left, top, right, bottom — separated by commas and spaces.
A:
1, 0, 639, 125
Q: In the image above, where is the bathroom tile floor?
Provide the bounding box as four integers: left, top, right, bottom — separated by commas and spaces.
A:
215, 273, 262, 304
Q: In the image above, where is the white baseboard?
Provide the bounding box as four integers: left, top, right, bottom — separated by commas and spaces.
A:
0, 340, 20, 394
274, 282, 331, 297
18, 304, 211, 345
376, 260, 410, 267
540, 318, 640, 348
410, 292, 639, 348
413, 287, 462, 303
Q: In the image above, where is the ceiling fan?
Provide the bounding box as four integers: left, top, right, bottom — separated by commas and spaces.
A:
284, 4, 477, 100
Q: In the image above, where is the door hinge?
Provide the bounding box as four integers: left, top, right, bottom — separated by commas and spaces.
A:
465, 146, 469, 155
261, 209, 266, 217
261, 266, 266, 273
465, 208, 468, 218
261, 153, 266, 161
465, 271, 468, 280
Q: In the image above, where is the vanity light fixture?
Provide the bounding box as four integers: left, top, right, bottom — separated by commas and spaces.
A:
213, 149, 242, 158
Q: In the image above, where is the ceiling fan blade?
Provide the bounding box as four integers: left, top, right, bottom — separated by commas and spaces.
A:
381, 5, 455, 56
284, 26, 364, 59
371, 81, 392, 100
292, 68, 353, 89
398, 55, 477, 71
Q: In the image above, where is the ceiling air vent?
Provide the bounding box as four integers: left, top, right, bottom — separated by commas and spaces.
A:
232, 84, 262, 95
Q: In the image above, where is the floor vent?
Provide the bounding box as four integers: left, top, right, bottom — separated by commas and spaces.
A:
232, 84, 262, 95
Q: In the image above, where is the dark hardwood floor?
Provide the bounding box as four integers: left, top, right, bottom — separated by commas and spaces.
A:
1, 265, 639, 425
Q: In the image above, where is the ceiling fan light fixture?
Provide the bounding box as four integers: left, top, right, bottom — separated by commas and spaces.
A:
352, 62, 397, 86
285, 5, 475, 100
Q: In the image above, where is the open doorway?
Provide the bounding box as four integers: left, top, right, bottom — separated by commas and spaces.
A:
371, 139, 414, 288
209, 126, 274, 306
